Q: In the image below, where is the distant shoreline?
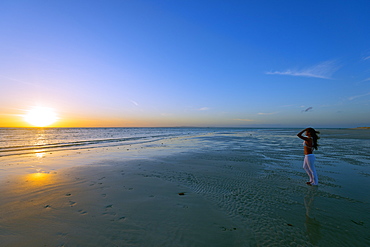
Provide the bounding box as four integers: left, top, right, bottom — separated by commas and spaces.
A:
352, 127, 370, 129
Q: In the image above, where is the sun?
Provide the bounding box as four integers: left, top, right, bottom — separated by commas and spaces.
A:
24, 107, 58, 127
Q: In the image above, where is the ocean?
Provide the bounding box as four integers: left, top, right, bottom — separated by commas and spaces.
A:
0, 127, 369, 246
0, 127, 209, 157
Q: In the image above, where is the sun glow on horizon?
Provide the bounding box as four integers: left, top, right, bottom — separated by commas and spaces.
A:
24, 107, 59, 127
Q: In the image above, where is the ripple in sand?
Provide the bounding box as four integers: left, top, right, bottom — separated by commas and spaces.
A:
78, 209, 88, 215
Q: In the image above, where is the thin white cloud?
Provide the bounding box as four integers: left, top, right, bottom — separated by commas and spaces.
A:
348, 92, 370, 101
363, 56, 370, 61
258, 112, 278, 115
234, 118, 254, 122
266, 60, 339, 79
0, 75, 38, 87
129, 100, 139, 106
198, 107, 210, 111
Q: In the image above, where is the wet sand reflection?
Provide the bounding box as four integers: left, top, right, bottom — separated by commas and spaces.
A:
304, 186, 322, 245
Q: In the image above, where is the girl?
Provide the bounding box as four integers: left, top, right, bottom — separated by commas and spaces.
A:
297, 128, 320, 185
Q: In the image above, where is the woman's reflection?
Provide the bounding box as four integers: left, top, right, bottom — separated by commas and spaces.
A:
304, 186, 322, 245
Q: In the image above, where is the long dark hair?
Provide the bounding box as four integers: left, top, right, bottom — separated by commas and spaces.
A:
307, 128, 320, 150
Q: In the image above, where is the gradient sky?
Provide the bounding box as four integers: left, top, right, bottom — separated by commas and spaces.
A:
1, 0, 370, 127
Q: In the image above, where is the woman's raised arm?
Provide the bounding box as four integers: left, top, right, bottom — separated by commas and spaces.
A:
297, 128, 309, 141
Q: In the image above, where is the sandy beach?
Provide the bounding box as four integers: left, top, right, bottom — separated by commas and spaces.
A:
1, 129, 369, 246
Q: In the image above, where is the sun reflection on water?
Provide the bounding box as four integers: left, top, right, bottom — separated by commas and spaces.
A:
33, 129, 47, 158
24, 172, 54, 187
35, 151, 46, 158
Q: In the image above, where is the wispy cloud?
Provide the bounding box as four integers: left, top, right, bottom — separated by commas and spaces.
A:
0, 75, 38, 87
258, 112, 278, 115
129, 100, 139, 106
234, 118, 254, 122
266, 60, 339, 79
198, 107, 210, 111
363, 56, 370, 61
348, 92, 370, 101
279, 104, 296, 108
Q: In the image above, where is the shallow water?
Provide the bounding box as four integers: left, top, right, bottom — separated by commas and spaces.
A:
146, 129, 370, 246
0, 127, 205, 157
0, 128, 369, 246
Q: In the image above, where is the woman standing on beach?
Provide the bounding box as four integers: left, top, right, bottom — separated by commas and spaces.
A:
297, 128, 320, 185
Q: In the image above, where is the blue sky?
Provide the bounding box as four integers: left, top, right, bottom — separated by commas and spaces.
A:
1, 0, 370, 127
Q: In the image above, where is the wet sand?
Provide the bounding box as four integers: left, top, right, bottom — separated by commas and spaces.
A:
1, 130, 369, 246
0, 144, 251, 246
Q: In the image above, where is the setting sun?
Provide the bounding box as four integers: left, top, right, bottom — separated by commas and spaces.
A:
24, 107, 58, 127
